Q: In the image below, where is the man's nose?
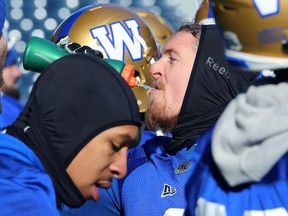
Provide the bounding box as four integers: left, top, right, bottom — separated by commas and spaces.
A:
110, 148, 128, 179
150, 60, 163, 80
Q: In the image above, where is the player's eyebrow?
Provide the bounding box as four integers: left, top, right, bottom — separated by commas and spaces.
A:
162, 48, 180, 57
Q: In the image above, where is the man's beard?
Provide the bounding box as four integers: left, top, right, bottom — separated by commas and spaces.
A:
145, 94, 178, 133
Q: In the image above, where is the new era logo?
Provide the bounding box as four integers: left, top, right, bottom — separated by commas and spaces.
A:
161, 184, 177, 198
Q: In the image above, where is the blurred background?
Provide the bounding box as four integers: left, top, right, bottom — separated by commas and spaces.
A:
5, 0, 203, 104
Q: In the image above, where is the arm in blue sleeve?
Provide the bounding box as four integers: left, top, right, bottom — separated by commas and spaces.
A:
0, 155, 59, 216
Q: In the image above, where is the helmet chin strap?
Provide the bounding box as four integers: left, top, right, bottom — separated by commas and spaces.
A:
56, 36, 104, 58
56, 36, 69, 47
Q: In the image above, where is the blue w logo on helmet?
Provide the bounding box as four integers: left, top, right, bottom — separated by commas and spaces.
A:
90, 19, 144, 62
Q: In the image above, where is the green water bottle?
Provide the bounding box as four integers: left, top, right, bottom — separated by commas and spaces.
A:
23, 36, 69, 72
23, 36, 139, 87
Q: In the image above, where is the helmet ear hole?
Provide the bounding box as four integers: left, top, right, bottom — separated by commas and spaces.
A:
134, 70, 141, 83
282, 40, 288, 54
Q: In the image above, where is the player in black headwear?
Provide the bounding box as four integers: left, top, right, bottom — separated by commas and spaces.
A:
0, 54, 142, 214
60, 22, 258, 216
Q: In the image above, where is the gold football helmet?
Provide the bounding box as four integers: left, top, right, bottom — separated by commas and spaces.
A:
195, 0, 216, 25
133, 8, 174, 50
211, 0, 288, 71
51, 4, 159, 113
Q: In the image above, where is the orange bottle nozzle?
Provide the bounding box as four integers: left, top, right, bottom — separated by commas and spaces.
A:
121, 63, 139, 87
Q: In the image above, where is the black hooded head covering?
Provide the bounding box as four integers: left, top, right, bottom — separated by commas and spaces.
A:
6, 54, 141, 207
165, 25, 257, 154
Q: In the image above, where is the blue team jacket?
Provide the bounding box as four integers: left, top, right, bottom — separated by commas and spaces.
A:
60, 130, 196, 216
0, 133, 59, 215
185, 128, 288, 216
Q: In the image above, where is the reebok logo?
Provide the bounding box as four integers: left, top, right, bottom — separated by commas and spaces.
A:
206, 57, 230, 78
161, 184, 177, 198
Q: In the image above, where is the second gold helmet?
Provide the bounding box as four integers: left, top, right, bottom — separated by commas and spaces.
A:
211, 0, 288, 71
133, 8, 174, 50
